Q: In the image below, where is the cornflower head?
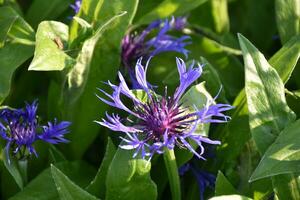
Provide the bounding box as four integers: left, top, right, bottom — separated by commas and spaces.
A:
0, 101, 71, 162
121, 17, 190, 86
70, 0, 81, 14
96, 57, 233, 160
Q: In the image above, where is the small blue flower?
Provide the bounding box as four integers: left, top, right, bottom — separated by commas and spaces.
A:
121, 18, 191, 87
0, 101, 71, 162
97, 57, 233, 160
70, 0, 81, 14
170, 16, 188, 31
179, 163, 216, 200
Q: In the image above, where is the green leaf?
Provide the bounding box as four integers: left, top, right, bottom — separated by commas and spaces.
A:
209, 195, 253, 200
10, 161, 96, 200
86, 138, 116, 198
48, 145, 66, 164
238, 33, 296, 154
69, 0, 104, 44
62, 0, 139, 159
275, 0, 300, 44
239, 34, 300, 199
0, 6, 35, 104
250, 119, 300, 181
51, 165, 99, 200
0, 6, 35, 47
286, 89, 300, 117
210, 0, 229, 34
216, 35, 300, 169
2, 150, 24, 189
0, 43, 34, 104
106, 146, 157, 200
25, 0, 71, 29
65, 12, 127, 105
136, 0, 208, 25
28, 21, 75, 71
269, 35, 300, 83
215, 171, 237, 196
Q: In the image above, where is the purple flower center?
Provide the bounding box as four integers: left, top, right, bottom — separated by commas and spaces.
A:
136, 96, 192, 140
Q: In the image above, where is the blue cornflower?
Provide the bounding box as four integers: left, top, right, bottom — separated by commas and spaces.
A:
0, 101, 71, 162
179, 163, 216, 200
96, 57, 233, 160
170, 16, 188, 31
121, 18, 190, 86
70, 0, 81, 14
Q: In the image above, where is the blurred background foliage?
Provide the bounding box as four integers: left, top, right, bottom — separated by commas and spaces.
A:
0, 0, 300, 199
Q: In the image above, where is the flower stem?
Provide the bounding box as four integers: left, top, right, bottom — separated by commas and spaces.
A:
18, 159, 28, 186
163, 149, 181, 200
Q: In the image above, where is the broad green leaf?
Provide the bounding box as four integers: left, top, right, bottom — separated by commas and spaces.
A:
136, 0, 208, 25
286, 89, 300, 117
211, 0, 229, 34
238, 33, 296, 154
216, 35, 300, 169
0, 43, 34, 104
269, 35, 300, 83
250, 119, 300, 181
65, 12, 126, 105
106, 146, 157, 200
51, 165, 99, 200
0, 6, 34, 47
209, 195, 253, 200
239, 34, 300, 199
25, 0, 71, 29
62, 0, 139, 159
275, 0, 300, 44
28, 21, 75, 71
48, 145, 66, 164
86, 138, 116, 198
215, 171, 237, 196
272, 175, 300, 200
2, 150, 24, 189
10, 161, 96, 200
0, 6, 35, 104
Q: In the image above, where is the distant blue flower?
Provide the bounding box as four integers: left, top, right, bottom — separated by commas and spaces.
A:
170, 16, 188, 31
96, 57, 233, 160
70, 0, 81, 14
121, 18, 190, 87
0, 101, 71, 162
179, 163, 216, 200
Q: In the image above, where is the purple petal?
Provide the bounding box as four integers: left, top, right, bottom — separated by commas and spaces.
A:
135, 57, 152, 95
38, 120, 71, 144
174, 58, 203, 101
96, 113, 140, 133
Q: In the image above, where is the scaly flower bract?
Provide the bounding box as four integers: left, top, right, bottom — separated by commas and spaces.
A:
97, 58, 233, 160
0, 101, 71, 162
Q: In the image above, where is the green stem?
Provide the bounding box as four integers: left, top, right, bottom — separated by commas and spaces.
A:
18, 159, 28, 186
163, 149, 181, 200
